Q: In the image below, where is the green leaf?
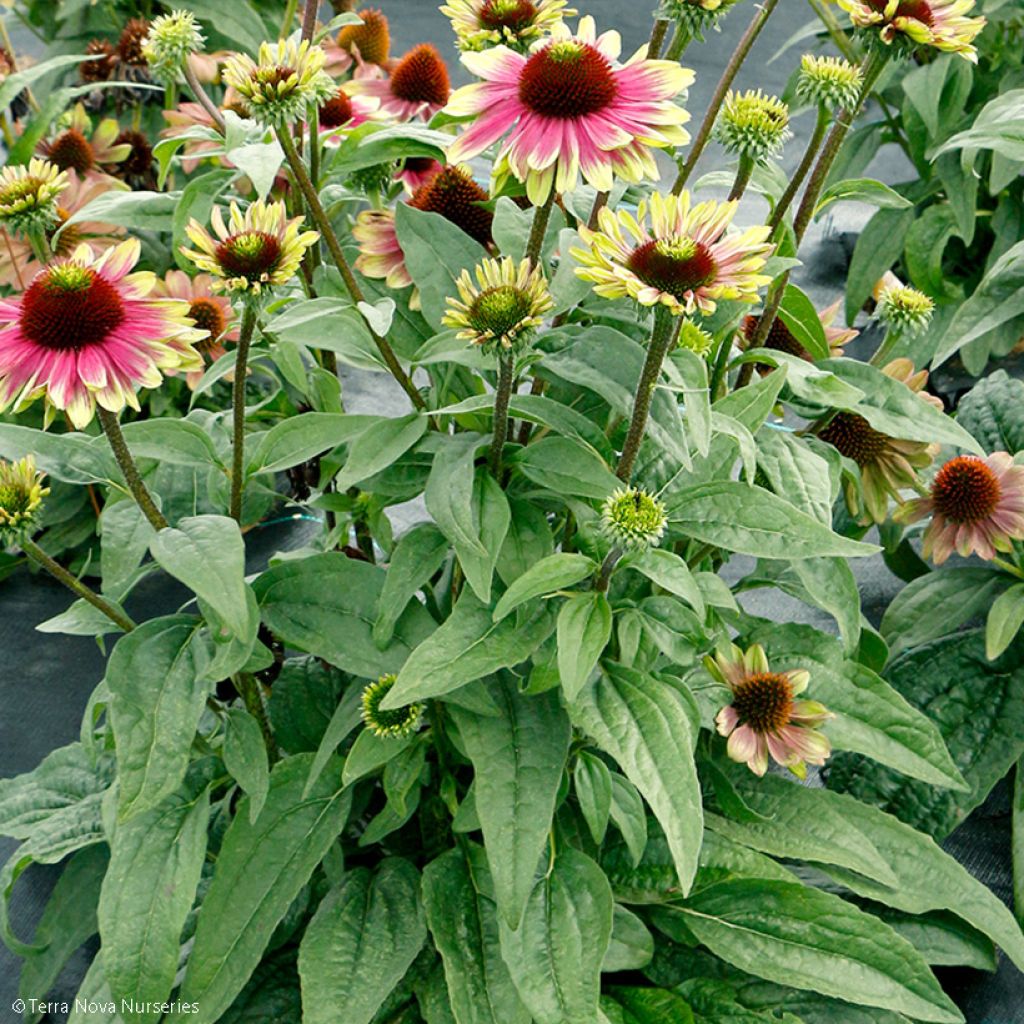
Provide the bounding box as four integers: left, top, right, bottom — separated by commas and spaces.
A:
815, 178, 912, 218
457, 470, 512, 604
254, 554, 436, 678
987, 583, 1024, 660
100, 500, 155, 598
756, 427, 837, 527
266, 299, 382, 370
821, 359, 982, 453
748, 623, 966, 790
333, 414, 428, 493
374, 523, 450, 648
98, 768, 211, 1024
571, 666, 702, 895
557, 593, 613, 702
608, 774, 648, 868
426, 435, 487, 558
119, 419, 223, 468
106, 617, 210, 820
269, 657, 347, 755
603, 987, 696, 1024
1015, 755, 1024, 931
57, 190, 179, 238
150, 516, 255, 641
845, 208, 915, 326
667, 481, 878, 559
342, 727, 415, 786
956, 370, 1024, 454
449, 678, 571, 928
624, 547, 705, 616
673, 879, 962, 1022
827, 628, 1024, 838
0, 424, 115, 485
932, 88, 1024, 162
247, 413, 371, 475
878, 910, 996, 970
395, 203, 489, 330
422, 846, 531, 1024
498, 847, 613, 1024
175, 0, 269, 53
0, 53, 90, 111
179, 754, 353, 1024
791, 557, 862, 654
224, 709, 271, 824
382, 591, 555, 709
510, 437, 620, 501
776, 284, 830, 361
575, 751, 613, 846
303, 685, 363, 797
493, 553, 596, 623
298, 859, 427, 1024
604, 906, 654, 973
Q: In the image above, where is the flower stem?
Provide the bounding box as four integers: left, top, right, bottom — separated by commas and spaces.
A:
301, 0, 318, 41
525, 187, 556, 268
617, 305, 676, 482
21, 538, 136, 632
182, 59, 225, 133
648, 18, 670, 60
727, 154, 755, 202
671, 0, 780, 195
236, 671, 278, 763
665, 24, 692, 62
230, 303, 259, 523
869, 327, 902, 367
768, 103, 830, 235
281, 0, 300, 36
97, 407, 168, 531
275, 126, 427, 412
587, 190, 610, 230
489, 353, 515, 479
595, 545, 623, 593
709, 328, 736, 400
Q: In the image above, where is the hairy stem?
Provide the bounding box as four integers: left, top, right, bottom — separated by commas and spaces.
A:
22, 538, 136, 633
489, 354, 515, 478
276, 126, 427, 411
525, 187, 557, 268
768, 104, 830, 235
727, 154, 755, 202
98, 407, 168, 531
230, 304, 259, 523
182, 59, 225, 133
672, 0, 780, 195
236, 672, 278, 763
648, 17, 670, 60
301, 0, 319, 41
617, 305, 676, 482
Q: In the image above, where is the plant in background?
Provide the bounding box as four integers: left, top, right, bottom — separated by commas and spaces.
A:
0, 1, 1020, 1023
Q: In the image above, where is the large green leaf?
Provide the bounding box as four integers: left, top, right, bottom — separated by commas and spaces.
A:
844, 208, 915, 326
298, 859, 426, 1024
422, 846, 531, 1024
571, 666, 702, 895
449, 678, 571, 928
382, 591, 555, 709
667, 481, 878, 560
224, 709, 271, 823
106, 617, 210, 820
956, 370, 1024, 454
671, 879, 961, 1022
558, 592, 613, 702
333, 414, 428, 493
510, 437, 620, 501
499, 848, 613, 1024
179, 754, 352, 1024
247, 413, 372, 475
827, 628, 1024, 838
254, 554, 436, 677
492, 553, 596, 623
98, 766, 212, 1024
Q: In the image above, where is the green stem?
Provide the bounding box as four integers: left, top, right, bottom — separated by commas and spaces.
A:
525, 187, 557, 268
709, 328, 735, 400
230, 304, 259, 523
869, 326, 902, 367
97, 407, 168, 531
594, 545, 623, 593
488, 354, 515, 478
275, 126, 427, 412
22, 538, 136, 633
649, 18, 670, 60
727, 154, 755, 202
27, 225, 52, 265
665, 23, 692, 62
281, 0, 300, 36
768, 104, 830, 235
617, 305, 677, 482
236, 672, 278, 764
672, 0, 780, 195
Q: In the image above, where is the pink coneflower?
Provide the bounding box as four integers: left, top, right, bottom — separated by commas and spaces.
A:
896, 453, 1024, 564
0, 239, 205, 428
408, 164, 494, 247
742, 297, 856, 363
445, 15, 693, 203
353, 209, 416, 301
348, 43, 451, 122
155, 270, 239, 388
395, 157, 444, 194
37, 104, 130, 184
337, 8, 391, 67
318, 88, 379, 147
707, 643, 833, 779
573, 191, 772, 317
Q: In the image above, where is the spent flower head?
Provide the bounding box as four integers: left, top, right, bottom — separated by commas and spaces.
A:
714, 89, 790, 163
143, 10, 205, 81
796, 54, 863, 111
0, 159, 69, 235
443, 256, 553, 351
361, 675, 423, 738
441, 0, 577, 52
601, 486, 668, 550
0, 456, 49, 544
875, 283, 934, 335
224, 38, 335, 126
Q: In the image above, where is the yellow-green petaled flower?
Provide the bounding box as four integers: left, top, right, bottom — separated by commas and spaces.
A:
443, 256, 553, 351
223, 38, 336, 126
0, 456, 49, 544
876, 284, 934, 335
713, 89, 790, 163
0, 159, 69, 235
440, 0, 576, 52
601, 487, 667, 550
143, 10, 204, 81
182, 199, 319, 295
677, 318, 713, 357
361, 675, 423, 738
796, 54, 863, 112
659, 0, 743, 40
837, 0, 985, 63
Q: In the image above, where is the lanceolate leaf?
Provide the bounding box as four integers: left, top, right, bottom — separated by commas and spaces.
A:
671, 879, 962, 1023
557, 592, 613, 702
179, 754, 352, 1024
571, 666, 702, 895
449, 678, 571, 928
498, 847, 613, 1024
373, 523, 450, 648
298, 859, 427, 1024
492, 553, 597, 623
